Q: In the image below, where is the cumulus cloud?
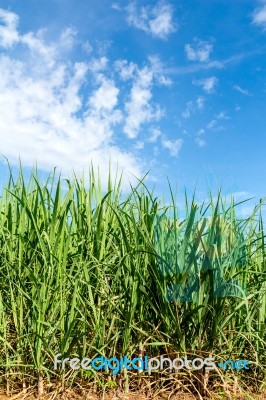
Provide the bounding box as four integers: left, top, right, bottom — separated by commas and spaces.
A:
0, 7, 148, 187
193, 76, 218, 93
161, 138, 183, 157
126, 2, 176, 39
0, 8, 77, 63
82, 40, 93, 54
116, 55, 174, 86
114, 59, 137, 80
112, 57, 170, 140
0, 8, 19, 47
195, 137, 206, 147
148, 55, 173, 85
182, 101, 193, 119
252, 3, 266, 29
182, 97, 205, 119
196, 96, 205, 109
112, 3, 122, 11
185, 38, 213, 62
205, 118, 224, 132
198, 128, 205, 135
147, 128, 161, 142
217, 111, 229, 120
134, 141, 144, 149
123, 66, 164, 139
206, 120, 217, 129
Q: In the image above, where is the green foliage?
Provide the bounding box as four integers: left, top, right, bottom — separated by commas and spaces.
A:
0, 164, 265, 394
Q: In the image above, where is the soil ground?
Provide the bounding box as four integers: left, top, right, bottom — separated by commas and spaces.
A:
0, 393, 196, 400
0, 390, 265, 400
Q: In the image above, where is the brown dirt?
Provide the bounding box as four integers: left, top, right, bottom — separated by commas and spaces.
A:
0, 393, 197, 400
0, 390, 265, 400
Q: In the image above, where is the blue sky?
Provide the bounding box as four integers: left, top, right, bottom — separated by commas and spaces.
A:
0, 0, 266, 211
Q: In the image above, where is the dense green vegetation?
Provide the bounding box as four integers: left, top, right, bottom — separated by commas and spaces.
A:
0, 166, 265, 398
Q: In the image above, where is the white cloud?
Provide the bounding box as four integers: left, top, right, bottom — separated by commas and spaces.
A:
112, 3, 122, 11
0, 8, 77, 64
193, 76, 218, 93
149, 4, 175, 39
147, 128, 161, 143
82, 40, 93, 54
89, 56, 109, 74
59, 27, 77, 50
182, 101, 193, 119
0, 8, 146, 188
182, 97, 204, 119
196, 96, 205, 109
0, 8, 19, 47
135, 141, 144, 149
162, 138, 183, 157
233, 85, 250, 96
157, 74, 172, 86
148, 55, 173, 85
206, 119, 217, 129
252, 3, 266, 29
185, 38, 213, 62
217, 111, 229, 120
89, 78, 121, 113
198, 128, 205, 135
195, 137, 206, 147
123, 66, 163, 139
115, 56, 171, 86
94, 40, 112, 56
114, 57, 170, 139
206, 119, 224, 132
114, 59, 137, 80
182, 110, 190, 119
126, 2, 176, 39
